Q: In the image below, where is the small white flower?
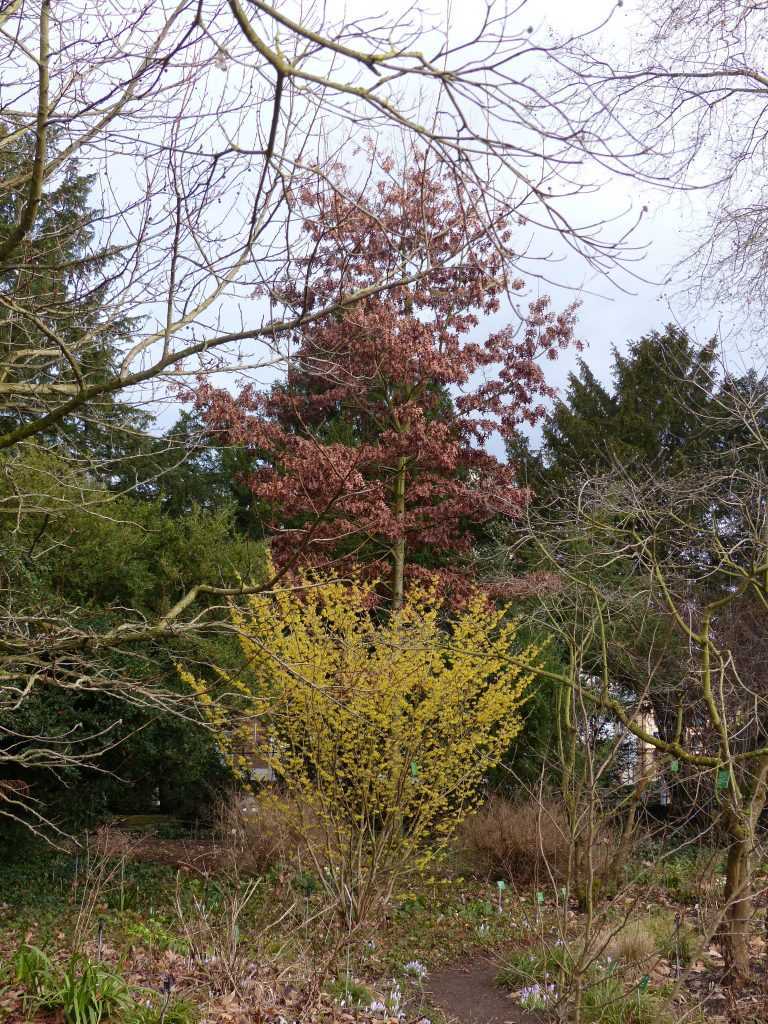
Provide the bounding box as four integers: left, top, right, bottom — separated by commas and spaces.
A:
388, 981, 403, 1014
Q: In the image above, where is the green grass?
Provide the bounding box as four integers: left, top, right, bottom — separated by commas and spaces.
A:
496, 944, 575, 989
498, 944, 677, 1024
13, 941, 202, 1024
121, 913, 191, 954
580, 976, 673, 1024
132, 997, 200, 1024
326, 976, 375, 1007
648, 913, 699, 967
631, 848, 723, 906
376, 879, 531, 969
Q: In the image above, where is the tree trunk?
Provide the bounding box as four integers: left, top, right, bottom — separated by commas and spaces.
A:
391, 455, 406, 610
721, 827, 754, 981
608, 774, 650, 891
720, 757, 768, 982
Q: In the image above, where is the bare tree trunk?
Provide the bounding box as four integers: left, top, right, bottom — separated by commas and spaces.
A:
721, 828, 753, 981
391, 455, 406, 610
720, 757, 768, 981
608, 774, 650, 892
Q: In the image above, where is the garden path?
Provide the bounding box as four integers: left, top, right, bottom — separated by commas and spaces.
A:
426, 960, 542, 1024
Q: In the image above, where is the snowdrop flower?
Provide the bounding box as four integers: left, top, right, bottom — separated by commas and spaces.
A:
369, 1001, 387, 1013
388, 981, 402, 1014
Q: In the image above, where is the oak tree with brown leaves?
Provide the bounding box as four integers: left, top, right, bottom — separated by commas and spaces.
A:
193, 157, 579, 606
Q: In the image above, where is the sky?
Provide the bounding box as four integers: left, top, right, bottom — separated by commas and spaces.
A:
440, 0, 753, 448
400, 0, 744, 449
133, 0, 756, 448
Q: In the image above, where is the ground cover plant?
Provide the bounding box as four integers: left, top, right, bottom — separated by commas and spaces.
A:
2, 799, 767, 1024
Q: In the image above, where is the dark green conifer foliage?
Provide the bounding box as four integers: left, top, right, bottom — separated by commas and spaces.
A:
538, 324, 719, 487
0, 122, 147, 463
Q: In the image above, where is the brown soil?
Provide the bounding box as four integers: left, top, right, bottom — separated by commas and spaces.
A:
95, 826, 228, 875
426, 959, 542, 1024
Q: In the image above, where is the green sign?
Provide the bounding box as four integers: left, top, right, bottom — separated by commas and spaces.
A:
638, 975, 650, 994
410, 761, 419, 778
717, 768, 730, 790
536, 891, 545, 905
669, 759, 679, 773
497, 880, 506, 891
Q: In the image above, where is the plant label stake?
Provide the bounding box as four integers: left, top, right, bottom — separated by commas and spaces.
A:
497, 879, 506, 913
674, 911, 682, 977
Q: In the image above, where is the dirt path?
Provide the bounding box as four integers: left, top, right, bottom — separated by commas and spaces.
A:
426, 960, 542, 1024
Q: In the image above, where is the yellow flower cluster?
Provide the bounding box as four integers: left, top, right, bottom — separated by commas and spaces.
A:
180, 571, 540, 876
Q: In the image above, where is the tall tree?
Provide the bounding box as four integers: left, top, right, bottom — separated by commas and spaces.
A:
497, 327, 723, 787
193, 158, 579, 606
0, 124, 146, 464
534, 325, 719, 489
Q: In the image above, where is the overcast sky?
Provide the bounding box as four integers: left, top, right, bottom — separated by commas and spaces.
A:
144, 0, 753, 446
449, 0, 751, 447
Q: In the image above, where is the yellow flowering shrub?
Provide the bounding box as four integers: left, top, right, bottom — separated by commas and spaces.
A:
179, 572, 540, 925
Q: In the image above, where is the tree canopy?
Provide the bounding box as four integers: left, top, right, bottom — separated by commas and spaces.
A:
193, 157, 579, 606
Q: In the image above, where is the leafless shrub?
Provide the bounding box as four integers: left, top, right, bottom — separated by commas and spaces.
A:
173, 871, 260, 997
72, 825, 142, 951
458, 796, 572, 884
213, 792, 297, 878
169, 805, 264, 995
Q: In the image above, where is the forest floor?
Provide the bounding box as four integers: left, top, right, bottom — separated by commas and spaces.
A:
0, 823, 767, 1024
